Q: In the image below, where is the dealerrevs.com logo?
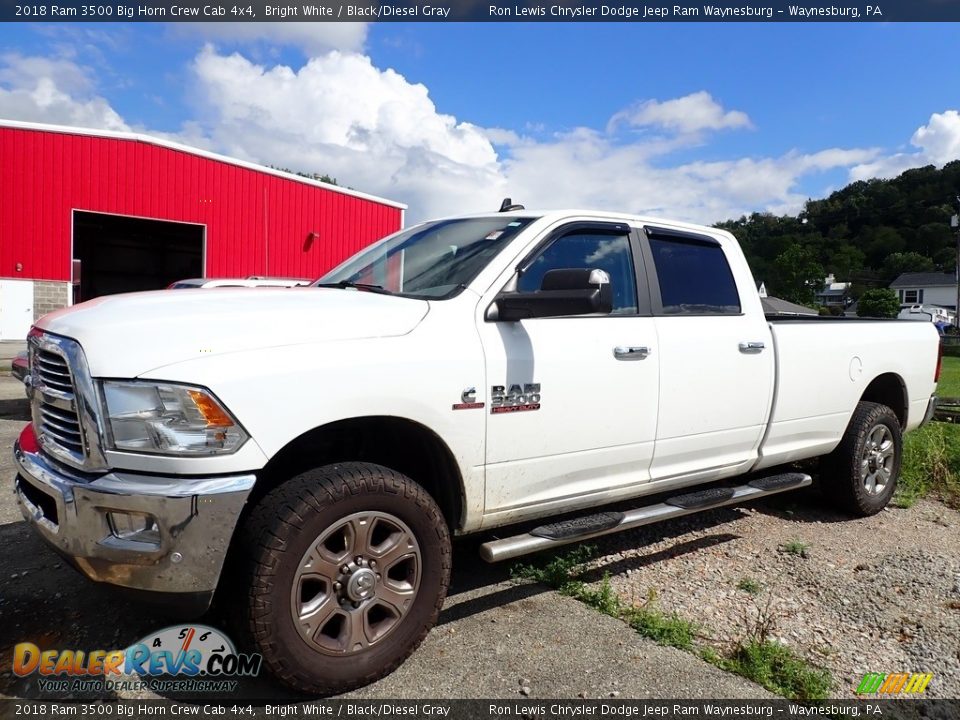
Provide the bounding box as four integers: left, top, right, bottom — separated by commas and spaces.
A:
13, 625, 262, 694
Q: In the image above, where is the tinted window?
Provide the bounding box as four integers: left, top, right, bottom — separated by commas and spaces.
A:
518, 232, 638, 315
649, 237, 740, 314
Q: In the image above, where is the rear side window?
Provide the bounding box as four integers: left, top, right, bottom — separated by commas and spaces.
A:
649, 237, 740, 314
518, 232, 638, 315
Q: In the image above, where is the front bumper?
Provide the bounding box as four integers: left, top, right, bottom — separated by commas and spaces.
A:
14, 426, 255, 614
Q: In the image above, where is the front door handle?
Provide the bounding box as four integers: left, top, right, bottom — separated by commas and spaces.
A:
613, 346, 650, 361
739, 341, 766, 354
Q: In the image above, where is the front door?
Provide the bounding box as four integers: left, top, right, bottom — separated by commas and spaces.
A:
478, 224, 660, 523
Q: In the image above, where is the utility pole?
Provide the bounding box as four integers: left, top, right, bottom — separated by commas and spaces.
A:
955, 196, 960, 328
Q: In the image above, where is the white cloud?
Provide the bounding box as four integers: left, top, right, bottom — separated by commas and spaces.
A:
850, 110, 960, 181
172, 22, 368, 56
0, 53, 129, 131
187, 46, 504, 219
500, 133, 879, 224
609, 91, 753, 135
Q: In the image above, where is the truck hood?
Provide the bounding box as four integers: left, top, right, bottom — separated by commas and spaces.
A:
36, 288, 430, 378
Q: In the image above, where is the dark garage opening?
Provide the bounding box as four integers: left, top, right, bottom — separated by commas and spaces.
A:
73, 211, 204, 302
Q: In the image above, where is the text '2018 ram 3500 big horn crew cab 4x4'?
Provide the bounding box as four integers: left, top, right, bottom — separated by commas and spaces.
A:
14, 209, 940, 694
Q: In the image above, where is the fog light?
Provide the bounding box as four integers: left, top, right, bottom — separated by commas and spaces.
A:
108, 511, 160, 545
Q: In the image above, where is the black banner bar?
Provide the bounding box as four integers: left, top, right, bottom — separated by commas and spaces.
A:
2, 699, 960, 719
2, 0, 960, 23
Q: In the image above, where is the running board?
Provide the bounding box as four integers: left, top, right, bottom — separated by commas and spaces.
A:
479, 472, 812, 563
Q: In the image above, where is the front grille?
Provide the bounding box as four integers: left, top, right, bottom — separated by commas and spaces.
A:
38, 403, 84, 455
34, 349, 74, 393
29, 336, 88, 467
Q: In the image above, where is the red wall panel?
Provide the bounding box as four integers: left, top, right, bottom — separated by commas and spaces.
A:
0, 126, 403, 282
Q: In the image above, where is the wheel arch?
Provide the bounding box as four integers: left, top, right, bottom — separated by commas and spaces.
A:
245, 416, 466, 532
859, 373, 908, 427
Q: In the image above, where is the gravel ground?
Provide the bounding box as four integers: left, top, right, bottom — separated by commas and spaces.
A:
586, 492, 960, 698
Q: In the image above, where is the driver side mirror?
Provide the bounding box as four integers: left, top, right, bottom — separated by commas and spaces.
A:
493, 268, 613, 322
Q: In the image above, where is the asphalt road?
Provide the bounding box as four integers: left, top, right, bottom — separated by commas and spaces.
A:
0, 373, 771, 701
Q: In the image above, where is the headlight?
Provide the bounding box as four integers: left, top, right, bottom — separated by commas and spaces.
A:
101, 381, 248, 455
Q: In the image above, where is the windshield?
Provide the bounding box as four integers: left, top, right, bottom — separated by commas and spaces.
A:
316, 216, 537, 299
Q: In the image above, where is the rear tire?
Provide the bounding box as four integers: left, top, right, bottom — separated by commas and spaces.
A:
235, 462, 451, 695
821, 401, 902, 516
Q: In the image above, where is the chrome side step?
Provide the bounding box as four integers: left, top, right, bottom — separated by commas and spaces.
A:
479, 472, 812, 563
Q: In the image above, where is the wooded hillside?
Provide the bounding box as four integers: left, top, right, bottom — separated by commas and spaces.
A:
716, 160, 960, 304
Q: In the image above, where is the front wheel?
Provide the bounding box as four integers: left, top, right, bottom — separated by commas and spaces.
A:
236, 462, 451, 695
821, 401, 902, 516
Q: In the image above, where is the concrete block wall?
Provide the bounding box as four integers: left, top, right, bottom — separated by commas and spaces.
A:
33, 281, 70, 321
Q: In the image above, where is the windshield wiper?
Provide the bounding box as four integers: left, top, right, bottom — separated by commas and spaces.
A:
314, 281, 394, 295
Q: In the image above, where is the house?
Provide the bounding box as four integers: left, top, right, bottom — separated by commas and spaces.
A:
756, 281, 818, 316
761, 296, 819, 316
889, 272, 958, 309
815, 273, 852, 307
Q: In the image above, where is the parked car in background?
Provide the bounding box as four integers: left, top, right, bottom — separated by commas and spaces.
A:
168, 276, 312, 289
11, 350, 27, 383
898, 303, 955, 325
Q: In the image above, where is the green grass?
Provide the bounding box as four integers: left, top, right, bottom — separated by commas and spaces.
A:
936, 356, 960, 397
896, 356, 960, 509
781, 540, 810, 557
900, 421, 960, 509
717, 640, 833, 701
512, 547, 832, 700
737, 578, 764, 595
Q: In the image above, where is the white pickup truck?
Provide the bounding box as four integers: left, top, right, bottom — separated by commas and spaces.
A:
14, 208, 940, 694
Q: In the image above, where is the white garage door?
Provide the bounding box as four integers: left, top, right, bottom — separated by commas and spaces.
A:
0, 279, 35, 340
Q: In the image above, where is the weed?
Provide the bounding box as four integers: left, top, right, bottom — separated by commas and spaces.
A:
719, 640, 833, 701
624, 604, 698, 651
781, 540, 810, 557
737, 578, 763, 595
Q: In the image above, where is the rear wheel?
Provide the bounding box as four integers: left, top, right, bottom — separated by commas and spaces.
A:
236, 462, 451, 695
821, 401, 902, 516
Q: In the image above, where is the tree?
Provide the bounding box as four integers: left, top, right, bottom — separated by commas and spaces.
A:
856, 289, 901, 318
827, 244, 865, 281
880, 251, 935, 284
772, 244, 824, 306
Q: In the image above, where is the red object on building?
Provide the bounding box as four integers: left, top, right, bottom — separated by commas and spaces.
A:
0, 119, 405, 286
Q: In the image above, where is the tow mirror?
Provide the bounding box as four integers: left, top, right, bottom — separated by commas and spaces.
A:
494, 268, 613, 321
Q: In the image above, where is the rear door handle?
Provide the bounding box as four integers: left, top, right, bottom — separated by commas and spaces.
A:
613, 346, 650, 361
739, 341, 766, 354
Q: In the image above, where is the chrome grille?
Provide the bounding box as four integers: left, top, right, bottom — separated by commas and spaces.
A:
28, 332, 107, 472
35, 349, 74, 394
38, 403, 84, 455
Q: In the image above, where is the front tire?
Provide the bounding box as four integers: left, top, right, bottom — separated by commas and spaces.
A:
821, 401, 902, 516
236, 462, 451, 695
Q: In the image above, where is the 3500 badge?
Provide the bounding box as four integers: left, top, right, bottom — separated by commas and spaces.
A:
491, 383, 541, 414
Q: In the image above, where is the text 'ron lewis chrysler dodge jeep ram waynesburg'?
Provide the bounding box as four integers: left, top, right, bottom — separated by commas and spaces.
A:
14, 206, 940, 694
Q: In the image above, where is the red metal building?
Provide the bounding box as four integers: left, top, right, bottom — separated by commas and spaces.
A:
0, 119, 405, 340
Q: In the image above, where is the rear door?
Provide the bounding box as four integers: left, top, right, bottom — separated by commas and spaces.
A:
640, 226, 774, 481
478, 222, 660, 521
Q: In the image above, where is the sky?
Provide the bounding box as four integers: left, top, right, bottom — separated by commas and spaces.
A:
1, 21, 959, 224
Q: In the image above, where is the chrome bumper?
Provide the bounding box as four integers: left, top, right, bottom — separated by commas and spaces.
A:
920, 394, 937, 428
14, 432, 254, 612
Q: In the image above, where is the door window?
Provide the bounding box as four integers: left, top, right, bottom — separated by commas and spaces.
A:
517, 232, 638, 315
649, 237, 741, 314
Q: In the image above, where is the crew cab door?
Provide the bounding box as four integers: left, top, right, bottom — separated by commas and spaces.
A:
477, 222, 659, 522
640, 226, 775, 481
